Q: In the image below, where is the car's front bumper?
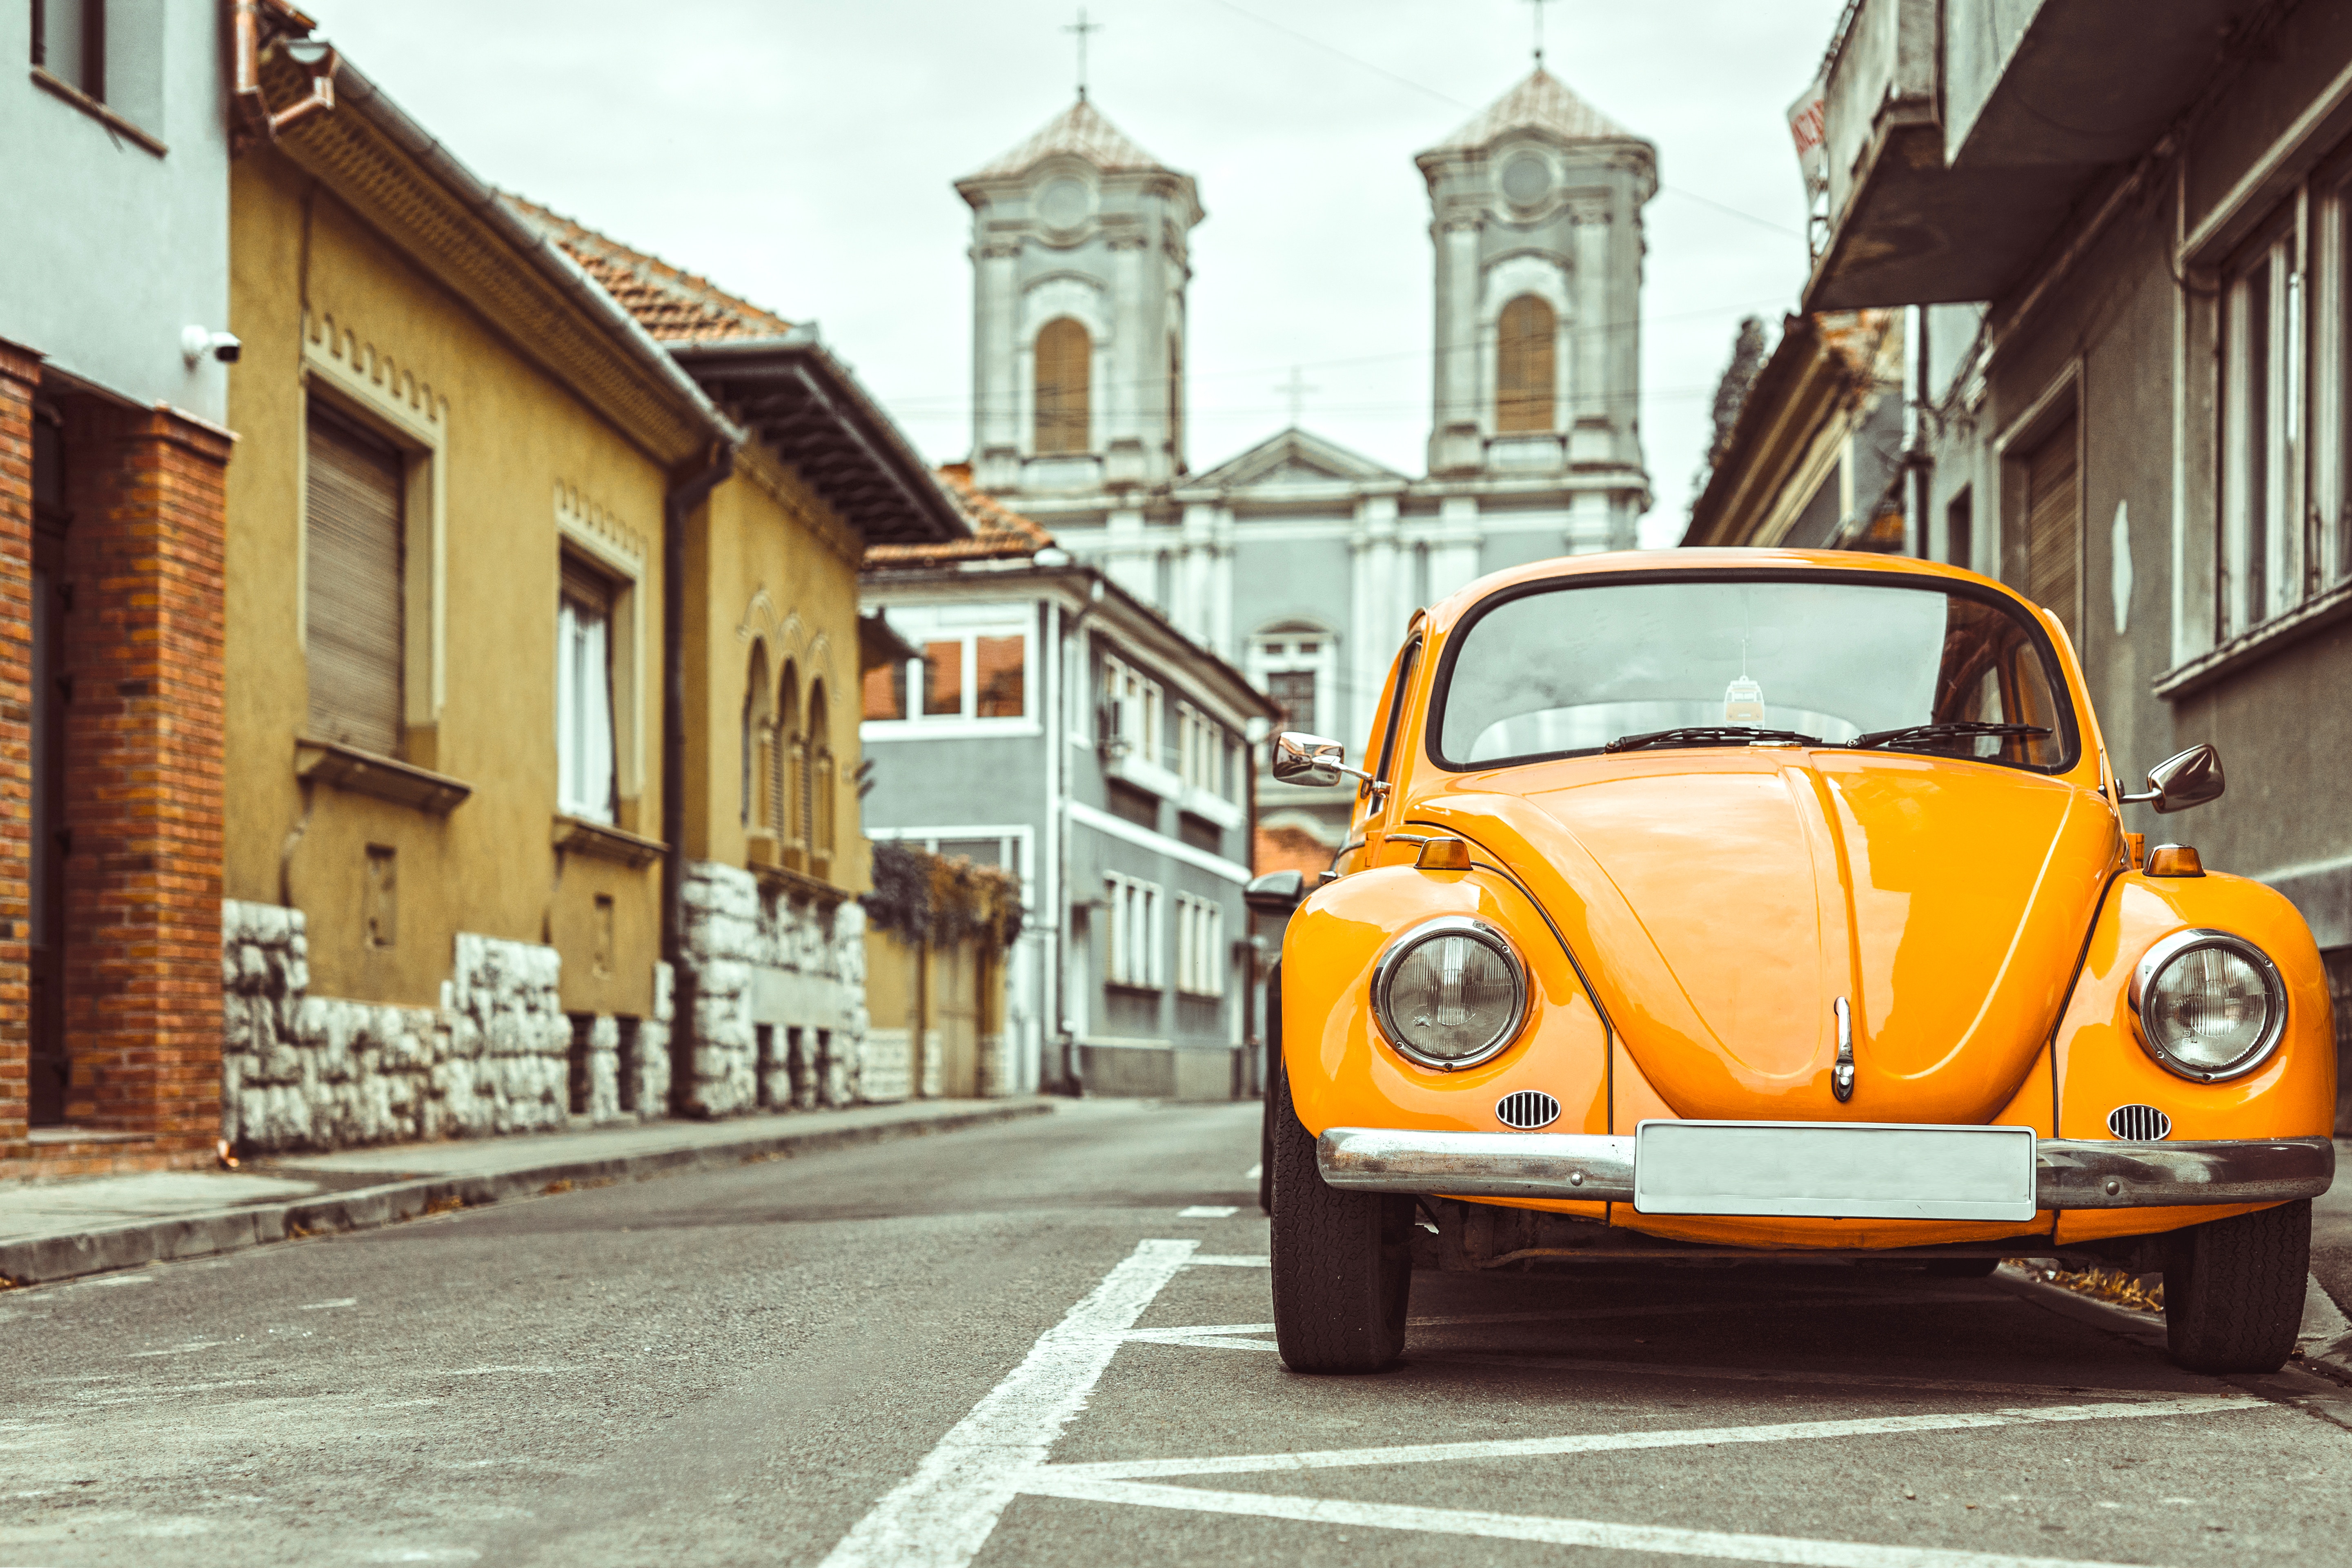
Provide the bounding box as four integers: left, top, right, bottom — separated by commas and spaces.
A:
1317, 1126, 2335, 1211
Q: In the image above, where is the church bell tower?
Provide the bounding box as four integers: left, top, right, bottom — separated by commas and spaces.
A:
956, 99, 1204, 496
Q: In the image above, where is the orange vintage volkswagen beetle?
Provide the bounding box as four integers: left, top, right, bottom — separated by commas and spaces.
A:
1259, 550, 2335, 1375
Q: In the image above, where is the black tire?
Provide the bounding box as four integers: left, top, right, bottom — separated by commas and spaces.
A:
1270, 1065, 1411, 1373
1925, 1257, 2000, 1278
2163, 1199, 2311, 1374
1257, 963, 1279, 1216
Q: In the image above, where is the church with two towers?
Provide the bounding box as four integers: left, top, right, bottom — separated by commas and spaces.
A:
954, 67, 1657, 842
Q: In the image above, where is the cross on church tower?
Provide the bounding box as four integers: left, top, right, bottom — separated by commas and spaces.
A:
1275, 366, 1319, 428
1522, 0, 1557, 66
1064, 8, 1103, 101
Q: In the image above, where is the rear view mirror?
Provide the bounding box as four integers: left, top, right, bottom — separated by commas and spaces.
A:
1244, 869, 1306, 916
2123, 743, 2225, 814
1272, 731, 1361, 789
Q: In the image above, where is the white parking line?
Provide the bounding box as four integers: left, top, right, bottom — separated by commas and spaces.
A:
1177, 1205, 1239, 1218
1015, 1477, 2156, 1568
1034, 1395, 2263, 1481
817, 1238, 1197, 1568
1184, 1254, 1271, 1268
1242, 1163, 1262, 1180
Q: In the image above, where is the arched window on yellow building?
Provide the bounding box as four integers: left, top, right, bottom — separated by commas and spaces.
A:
1495, 294, 1557, 433
807, 681, 833, 879
743, 642, 771, 828
775, 663, 802, 865
1035, 317, 1091, 454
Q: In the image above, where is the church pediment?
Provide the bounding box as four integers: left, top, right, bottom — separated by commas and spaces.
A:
1188, 428, 1406, 494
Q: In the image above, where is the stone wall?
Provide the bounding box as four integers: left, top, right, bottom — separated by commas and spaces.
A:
220, 899, 673, 1154
676, 860, 868, 1115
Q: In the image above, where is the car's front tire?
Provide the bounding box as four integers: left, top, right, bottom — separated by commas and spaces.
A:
1270, 1067, 1411, 1373
2163, 1199, 2311, 1374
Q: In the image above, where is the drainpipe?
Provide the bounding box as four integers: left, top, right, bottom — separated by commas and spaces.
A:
231, 0, 338, 147
661, 443, 736, 1113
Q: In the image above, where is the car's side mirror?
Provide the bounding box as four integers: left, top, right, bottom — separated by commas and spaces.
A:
2121, 743, 2225, 814
1244, 869, 1306, 916
1271, 731, 1382, 794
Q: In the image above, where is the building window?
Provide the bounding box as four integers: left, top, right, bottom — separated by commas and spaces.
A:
774, 663, 802, 856
1250, 625, 1335, 742
1104, 872, 1163, 990
975, 635, 1024, 717
743, 644, 770, 823
1266, 671, 1316, 735
305, 405, 406, 758
557, 555, 618, 823
1174, 893, 1224, 998
1035, 316, 1092, 455
2223, 223, 2296, 636
866, 621, 1030, 730
2020, 415, 2080, 641
862, 653, 906, 720
1176, 701, 1225, 796
1496, 294, 1558, 433
1946, 487, 1974, 570
32, 0, 103, 99
807, 680, 833, 875
1101, 652, 1163, 763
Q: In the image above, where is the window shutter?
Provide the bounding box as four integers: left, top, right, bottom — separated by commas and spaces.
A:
305, 409, 405, 756
1496, 295, 1558, 434
2023, 416, 2080, 638
1035, 318, 1092, 455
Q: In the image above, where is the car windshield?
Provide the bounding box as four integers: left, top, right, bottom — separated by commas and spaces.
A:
1433, 574, 2077, 772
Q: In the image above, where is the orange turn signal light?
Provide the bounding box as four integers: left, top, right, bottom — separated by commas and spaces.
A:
1415, 835, 1473, 872
2145, 843, 2204, 878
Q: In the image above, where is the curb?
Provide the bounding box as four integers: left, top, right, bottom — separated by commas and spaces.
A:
0, 1101, 1054, 1289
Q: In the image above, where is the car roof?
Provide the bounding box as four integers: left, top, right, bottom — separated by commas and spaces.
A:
1420, 548, 2034, 639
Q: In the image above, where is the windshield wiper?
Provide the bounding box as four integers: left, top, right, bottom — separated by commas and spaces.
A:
1849, 721, 2052, 752
1604, 725, 1824, 754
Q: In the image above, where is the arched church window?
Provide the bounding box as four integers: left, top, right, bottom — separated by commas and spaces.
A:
1166, 334, 1184, 469
1496, 294, 1557, 433
1035, 317, 1092, 454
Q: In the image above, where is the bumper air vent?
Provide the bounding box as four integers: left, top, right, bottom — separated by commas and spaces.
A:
2106, 1103, 2172, 1142
1496, 1089, 1562, 1130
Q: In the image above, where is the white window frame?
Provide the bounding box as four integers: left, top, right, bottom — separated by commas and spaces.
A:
1247, 626, 1337, 743
1173, 892, 1224, 998
556, 571, 617, 823
1101, 652, 1164, 765
2220, 222, 2301, 638
860, 602, 1039, 741
1104, 871, 1163, 990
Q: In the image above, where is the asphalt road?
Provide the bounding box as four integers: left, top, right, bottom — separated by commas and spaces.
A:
5, 1099, 2351, 1568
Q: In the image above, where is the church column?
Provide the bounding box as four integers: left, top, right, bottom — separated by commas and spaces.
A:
975, 240, 1021, 487
1105, 235, 1148, 486
1351, 493, 1400, 751
1208, 508, 1235, 662
1430, 218, 1483, 476
1178, 503, 1216, 643
1608, 178, 1647, 476
1431, 494, 1484, 599
1569, 202, 1613, 465
1102, 505, 1156, 607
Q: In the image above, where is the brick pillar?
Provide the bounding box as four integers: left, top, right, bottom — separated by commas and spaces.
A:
0, 341, 36, 1160
58, 399, 229, 1146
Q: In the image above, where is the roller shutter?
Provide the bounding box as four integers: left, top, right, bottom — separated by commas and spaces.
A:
305, 409, 405, 756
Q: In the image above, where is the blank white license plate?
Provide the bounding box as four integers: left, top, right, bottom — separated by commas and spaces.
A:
1632, 1120, 2038, 1221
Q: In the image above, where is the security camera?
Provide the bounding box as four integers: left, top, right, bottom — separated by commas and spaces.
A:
181, 327, 242, 366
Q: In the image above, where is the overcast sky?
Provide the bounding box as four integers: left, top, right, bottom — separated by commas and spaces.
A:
298, 0, 1843, 546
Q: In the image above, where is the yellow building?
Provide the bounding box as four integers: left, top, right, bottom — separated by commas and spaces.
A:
219, 47, 963, 1151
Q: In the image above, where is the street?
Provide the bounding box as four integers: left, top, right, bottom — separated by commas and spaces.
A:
4, 1100, 2349, 1567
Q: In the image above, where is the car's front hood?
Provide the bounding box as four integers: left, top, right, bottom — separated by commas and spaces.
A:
1412, 752, 2118, 1123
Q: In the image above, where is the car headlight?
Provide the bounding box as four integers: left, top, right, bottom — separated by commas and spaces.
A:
1370, 916, 1528, 1070
2129, 928, 2287, 1082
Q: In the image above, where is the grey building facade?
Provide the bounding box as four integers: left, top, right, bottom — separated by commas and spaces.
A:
954, 71, 1658, 846
860, 477, 1278, 1098
1806, 0, 2352, 1124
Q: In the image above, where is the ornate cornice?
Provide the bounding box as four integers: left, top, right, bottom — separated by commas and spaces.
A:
735, 442, 864, 568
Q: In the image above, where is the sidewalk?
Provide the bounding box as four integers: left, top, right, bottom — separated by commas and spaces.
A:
0, 1099, 1056, 1288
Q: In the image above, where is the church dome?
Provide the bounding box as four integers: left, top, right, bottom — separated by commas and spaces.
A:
1419, 67, 1649, 158
961, 96, 1177, 182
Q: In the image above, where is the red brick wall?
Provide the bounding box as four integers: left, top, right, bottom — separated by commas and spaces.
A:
0, 341, 36, 1159
56, 398, 229, 1145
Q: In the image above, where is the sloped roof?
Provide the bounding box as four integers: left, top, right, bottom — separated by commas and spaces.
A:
962, 96, 1173, 181
1421, 67, 1644, 156
502, 193, 794, 343
866, 465, 1056, 566
1184, 427, 1408, 493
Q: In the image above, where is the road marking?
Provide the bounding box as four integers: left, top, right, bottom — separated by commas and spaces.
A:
1242, 1162, 1262, 1180
1015, 1477, 2156, 1568
299, 1298, 358, 1311
1416, 1351, 2194, 1403
1184, 1254, 1271, 1268
817, 1238, 1197, 1568
1177, 1205, 1239, 1218
1035, 1395, 2263, 1482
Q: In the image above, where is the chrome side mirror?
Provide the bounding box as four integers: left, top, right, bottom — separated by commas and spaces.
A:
2121, 743, 2225, 814
1243, 869, 1306, 916
1271, 731, 1364, 789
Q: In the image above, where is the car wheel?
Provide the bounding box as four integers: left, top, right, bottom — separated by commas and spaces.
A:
1258, 963, 1279, 1216
1270, 1068, 1411, 1374
2163, 1199, 2311, 1374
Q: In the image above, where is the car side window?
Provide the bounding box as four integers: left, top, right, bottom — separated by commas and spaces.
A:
1373, 638, 1422, 791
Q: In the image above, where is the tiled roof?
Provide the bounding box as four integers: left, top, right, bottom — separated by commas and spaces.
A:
962, 96, 1171, 180
501, 193, 794, 343
864, 466, 1056, 566
1422, 67, 1643, 155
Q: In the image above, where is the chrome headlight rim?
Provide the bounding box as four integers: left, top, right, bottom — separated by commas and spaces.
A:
2127, 927, 2287, 1083
1369, 915, 1529, 1072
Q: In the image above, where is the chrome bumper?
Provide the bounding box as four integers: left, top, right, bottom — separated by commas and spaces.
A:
1316, 1127, 2335, 1210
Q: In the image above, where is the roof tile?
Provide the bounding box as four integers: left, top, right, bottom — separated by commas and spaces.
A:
1422, 67, 1644, 156
502, 193, 794, 343
865, 466, 1055, 565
